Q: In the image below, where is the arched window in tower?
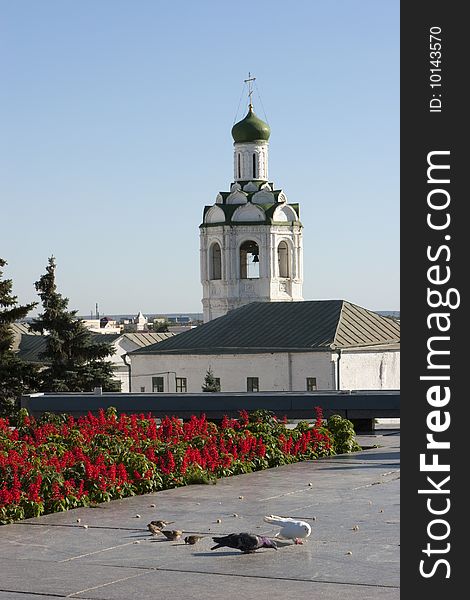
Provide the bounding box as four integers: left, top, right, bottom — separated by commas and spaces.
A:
252, 153, 257, 179
278, 241, 289, 278
240, 240, 260, 279
209, 243, 222, 280
237, 153, 241, 179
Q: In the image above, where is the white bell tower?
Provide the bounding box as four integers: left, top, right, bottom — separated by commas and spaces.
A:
200, 79, 303, 322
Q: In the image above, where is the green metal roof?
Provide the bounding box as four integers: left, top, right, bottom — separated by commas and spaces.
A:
231, 106, 271, 143
12, 334, 47, 364
13, 333, 121, 364
11, 323, 39, 336
121, 332, 175, 347
13, 332, 176, 364
130, 300, 400, 356
11, 323, 43, 363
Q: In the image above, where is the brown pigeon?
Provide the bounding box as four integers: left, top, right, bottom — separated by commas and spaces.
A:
150, 520, 174, 529
161, 529, 183, 541
147, 523, 162, 536
184, 535, 204, 545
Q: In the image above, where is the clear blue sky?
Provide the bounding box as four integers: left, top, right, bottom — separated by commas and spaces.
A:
1, 0, 399, 317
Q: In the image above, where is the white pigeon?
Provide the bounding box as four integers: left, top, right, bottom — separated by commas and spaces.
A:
263, 514, 312, 545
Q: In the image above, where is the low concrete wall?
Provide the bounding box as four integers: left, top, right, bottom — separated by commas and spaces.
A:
21, 390, 399, 425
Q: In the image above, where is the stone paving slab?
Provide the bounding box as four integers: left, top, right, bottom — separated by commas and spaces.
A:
0, 575, 399, 600
0, 523, 148, 562
0, 558, 145, 597
74, 570, 400, 600
0, 431, 399, 599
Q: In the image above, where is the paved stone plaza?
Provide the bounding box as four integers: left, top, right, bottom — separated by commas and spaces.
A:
0, 431, 399, 599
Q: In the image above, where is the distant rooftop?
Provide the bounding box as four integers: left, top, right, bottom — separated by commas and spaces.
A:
11, 327, 176, 364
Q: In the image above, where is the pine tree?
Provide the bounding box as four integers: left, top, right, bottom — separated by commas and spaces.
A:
30, 256, 120, 392
0, 258, 39, 418
202, 366, 220, 392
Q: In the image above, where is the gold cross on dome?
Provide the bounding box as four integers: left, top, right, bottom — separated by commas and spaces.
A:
244, 72, 256, 108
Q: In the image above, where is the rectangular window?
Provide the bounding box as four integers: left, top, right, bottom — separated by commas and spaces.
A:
176, 377, 187, 392
211, 244, 222, 280
140, 386, 145, 393
214, 377, 221, 390
247, 377, 259, 392
152, 377, 164, 393
306, 377, 317, 391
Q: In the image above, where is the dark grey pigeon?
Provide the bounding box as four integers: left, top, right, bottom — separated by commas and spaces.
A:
211, 532, 278, 553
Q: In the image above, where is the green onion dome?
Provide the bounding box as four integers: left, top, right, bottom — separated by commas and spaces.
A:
231, 105, 271, 143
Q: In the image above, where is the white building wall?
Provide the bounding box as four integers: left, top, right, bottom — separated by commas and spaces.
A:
113, 367, 130, 393
339, 350, 400, 389
130, 349, 400, 393
80, 319, 121, 334
291, 353, 337, 391
130, 351, 339, 393
106, 337, 138, 393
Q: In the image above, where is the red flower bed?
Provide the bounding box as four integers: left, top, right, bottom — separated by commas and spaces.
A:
0, 407, 335, 524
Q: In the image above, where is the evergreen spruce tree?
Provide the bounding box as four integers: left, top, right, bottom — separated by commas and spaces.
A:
30, 256, 120, 392
0, 258, 39, 418
201, 366, 220, 392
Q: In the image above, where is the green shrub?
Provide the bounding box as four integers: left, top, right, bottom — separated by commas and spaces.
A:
326, 414, 361, 454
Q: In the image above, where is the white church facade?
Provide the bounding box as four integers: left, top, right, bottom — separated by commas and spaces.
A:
200, 102, 303, 322
128, 92, 400, 393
